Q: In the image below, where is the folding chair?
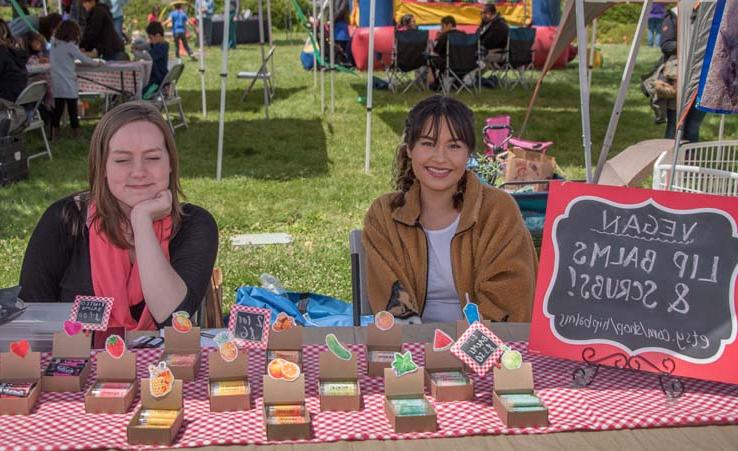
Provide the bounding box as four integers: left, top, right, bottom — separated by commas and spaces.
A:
349, 229, 370, 327
17, 81, 53, 162
238, 46, 276, 103
148, 63, 188, 135
385, 29, 429, 94
443, 32, 482, 95
503, 27, 536, 89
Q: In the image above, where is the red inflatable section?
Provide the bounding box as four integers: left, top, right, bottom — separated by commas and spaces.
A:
351, 25, 574, 71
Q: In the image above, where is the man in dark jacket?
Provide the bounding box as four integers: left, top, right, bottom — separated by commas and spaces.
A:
0, 20, 29, 102
478, 3, 508, 65
660, 8, 677, 59
80, 0, 128, 60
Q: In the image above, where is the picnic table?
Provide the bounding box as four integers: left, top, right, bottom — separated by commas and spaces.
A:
0, 303, 737, 450
27, 60, 153, 100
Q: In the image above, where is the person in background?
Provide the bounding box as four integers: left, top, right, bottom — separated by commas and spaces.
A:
196, 0, 215, 46
19, 101, 219, 346
362, 96, 537, 323
148, 5, 161, 23
228, 0, 239, 49
0, 18, 28, 103
167, 3, 196, 60
396, 14, 417, 32
38, 13, 63, 43
429, 16, 462, 89
647, 3, 665, 47
80, 0, 128, 60
23, 31, 48, 64
661, 6, 705, 142
49, 20, 102, 140
477, 3, 508, 66
144, 21, 169, 97
333, 0, 353, 66
106, 0, 130, 42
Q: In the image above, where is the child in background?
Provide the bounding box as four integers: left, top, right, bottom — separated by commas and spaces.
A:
148, 5, 160, 23
166, 3, 195, 61
143, 21, 169, 98
49, 20, 101, 140
130, 31, 152, 61
24, 32, 48, 64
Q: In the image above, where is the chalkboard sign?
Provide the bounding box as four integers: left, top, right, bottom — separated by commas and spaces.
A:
227, 305, 270, 349
530, 182, 738, 385
69, 296, 113, 331
450, 322, 504, 377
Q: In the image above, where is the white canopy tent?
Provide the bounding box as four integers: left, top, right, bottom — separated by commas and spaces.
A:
520, 0, 718, 185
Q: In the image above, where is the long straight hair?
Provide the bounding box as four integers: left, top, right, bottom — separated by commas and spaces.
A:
88, 101, 185, 248
391, 95, 475, 209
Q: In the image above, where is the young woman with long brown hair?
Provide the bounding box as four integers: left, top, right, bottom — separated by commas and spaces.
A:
362, 95, 537, 324
19, 102, 218, 335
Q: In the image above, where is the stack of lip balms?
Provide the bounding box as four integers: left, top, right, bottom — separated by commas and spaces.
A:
498, 394, 546, 412
266, 350, 302, 366
429, 371, 469, 387
265, 405, 309, 425
89, 382, 132, 398
0, 382, 36, 398
390, 398, 433, 417
44, 358, 87, 376
210, 380, 250, 397
165, 354, 197, 367
135, 409, 179, 428
367, 350, 395, 363
319, 381, 357, 396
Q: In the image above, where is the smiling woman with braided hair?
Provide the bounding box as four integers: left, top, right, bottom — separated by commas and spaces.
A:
362, 95, 537, 324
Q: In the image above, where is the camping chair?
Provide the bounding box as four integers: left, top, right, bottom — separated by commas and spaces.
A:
148, 63, 188, 135
385, 29, 429, 94
503, 27, 536, 89
443, 32, 482, 95
349, 229, 370, 327
16, 81, 52, 162
238, 46, 276, 103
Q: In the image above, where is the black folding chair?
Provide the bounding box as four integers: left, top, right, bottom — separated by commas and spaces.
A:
444, 32, 482, 95
385, 29, 429, 94
503, 27, 536, 89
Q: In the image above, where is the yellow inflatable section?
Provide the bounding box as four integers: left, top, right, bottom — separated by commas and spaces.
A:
394, 0, 532, 27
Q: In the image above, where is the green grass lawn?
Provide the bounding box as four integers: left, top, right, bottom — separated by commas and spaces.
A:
1, 37, 735, 308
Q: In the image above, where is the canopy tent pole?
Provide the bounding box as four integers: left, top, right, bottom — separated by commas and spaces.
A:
313, 0, 318, 86
216, 0, 233, 180
329, 0, 335, 113
587, 18, 596, 90
58, 0, 61, 14
42, 0, 48, 15
266, 0, 275, 84
718, 115, 726, 142
257, 0, 270, 119
320, 0, 326, 114
574, 0, 593, 182
197, 2, 207, 117
592, 0, 651, 183
364, 0, 376, 174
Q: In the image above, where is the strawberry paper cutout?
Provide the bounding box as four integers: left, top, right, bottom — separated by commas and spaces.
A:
105, 334, 126, 359
10, 339, 30, 358
63, 320, 82, 336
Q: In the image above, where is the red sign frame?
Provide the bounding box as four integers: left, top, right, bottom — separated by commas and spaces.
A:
530, 182, 738, 385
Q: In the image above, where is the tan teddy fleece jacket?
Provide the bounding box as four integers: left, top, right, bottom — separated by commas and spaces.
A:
362, 171, 537, 322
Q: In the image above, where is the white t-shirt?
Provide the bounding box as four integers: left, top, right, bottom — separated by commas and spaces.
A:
421, 215, 463, 323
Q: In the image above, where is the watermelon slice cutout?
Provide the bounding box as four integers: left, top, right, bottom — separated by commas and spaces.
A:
433, 329, 454, 352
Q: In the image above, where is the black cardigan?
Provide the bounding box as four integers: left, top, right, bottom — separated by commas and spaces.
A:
18, 195, 219, 327
80, 3, 125, 60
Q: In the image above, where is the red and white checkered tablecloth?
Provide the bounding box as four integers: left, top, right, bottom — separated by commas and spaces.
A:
28, 61, 153, 99
2, 342, 738, 450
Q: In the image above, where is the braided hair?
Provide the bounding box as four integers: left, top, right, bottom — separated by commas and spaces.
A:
391, 95, 475, 209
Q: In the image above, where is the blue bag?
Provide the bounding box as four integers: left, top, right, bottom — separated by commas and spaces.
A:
234, 286, 372, 327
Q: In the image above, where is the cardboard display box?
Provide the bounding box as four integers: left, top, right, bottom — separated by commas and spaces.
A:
85, 351, 138, 414
318, 351, 361, 411
266, 326, 303, 371
492, 363, 549, 428
0, 351, 42, 415
423, 343, 474, 402
42, 332, 92, 392
365, 323, 403, 378
162, 327, 201, 382
208, 349, 251, 412
127, 379, 184, 446
383, 368, 437, 433
262, 373, 312, 440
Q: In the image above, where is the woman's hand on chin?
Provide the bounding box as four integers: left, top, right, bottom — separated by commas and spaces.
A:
131, 189, 173, 225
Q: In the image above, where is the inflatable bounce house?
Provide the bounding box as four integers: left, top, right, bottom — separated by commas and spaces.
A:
350, 0, 574, 71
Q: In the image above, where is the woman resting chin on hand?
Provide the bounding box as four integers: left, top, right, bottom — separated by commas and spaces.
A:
19, 101, 218, 341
